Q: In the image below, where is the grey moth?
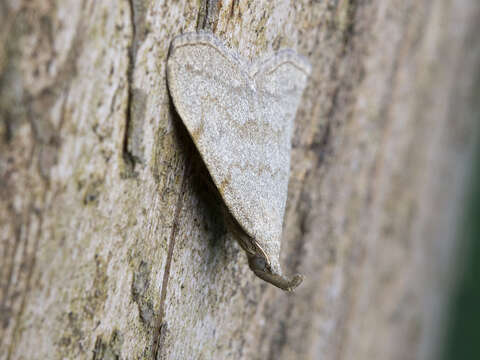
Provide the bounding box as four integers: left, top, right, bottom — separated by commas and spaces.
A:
166, 31, 311, 291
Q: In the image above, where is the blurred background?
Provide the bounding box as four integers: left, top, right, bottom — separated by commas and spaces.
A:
443, 137, 480, 360
1, 1, 479, 359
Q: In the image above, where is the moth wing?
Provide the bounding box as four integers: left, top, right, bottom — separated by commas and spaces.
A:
167, 34, 310, 275
166, 33, 262, 240
246, 51, 311, 271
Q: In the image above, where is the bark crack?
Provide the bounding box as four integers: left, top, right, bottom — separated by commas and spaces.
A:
6, 203, 44, 360
122, 0, 138, 172
152, 160, 192, 359
196, 0, 221, 32
122, 0, 150, 169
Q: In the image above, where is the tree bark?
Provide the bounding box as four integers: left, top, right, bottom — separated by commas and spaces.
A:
1, 0, 479, 359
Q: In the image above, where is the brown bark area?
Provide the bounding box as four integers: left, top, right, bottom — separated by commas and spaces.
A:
1, 0, 479, 359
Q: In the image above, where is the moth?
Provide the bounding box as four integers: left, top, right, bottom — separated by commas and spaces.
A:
166, 31, 311, 291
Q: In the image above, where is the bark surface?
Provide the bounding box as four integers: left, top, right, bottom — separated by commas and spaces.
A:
1, 0, 479, 359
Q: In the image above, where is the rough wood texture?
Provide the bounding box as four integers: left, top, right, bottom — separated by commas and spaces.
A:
1, 0, 479, 359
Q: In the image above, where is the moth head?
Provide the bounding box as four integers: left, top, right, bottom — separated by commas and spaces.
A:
247, 254, 303, 292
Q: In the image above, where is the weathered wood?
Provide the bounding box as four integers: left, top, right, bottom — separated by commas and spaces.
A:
1, 0, 479, 359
